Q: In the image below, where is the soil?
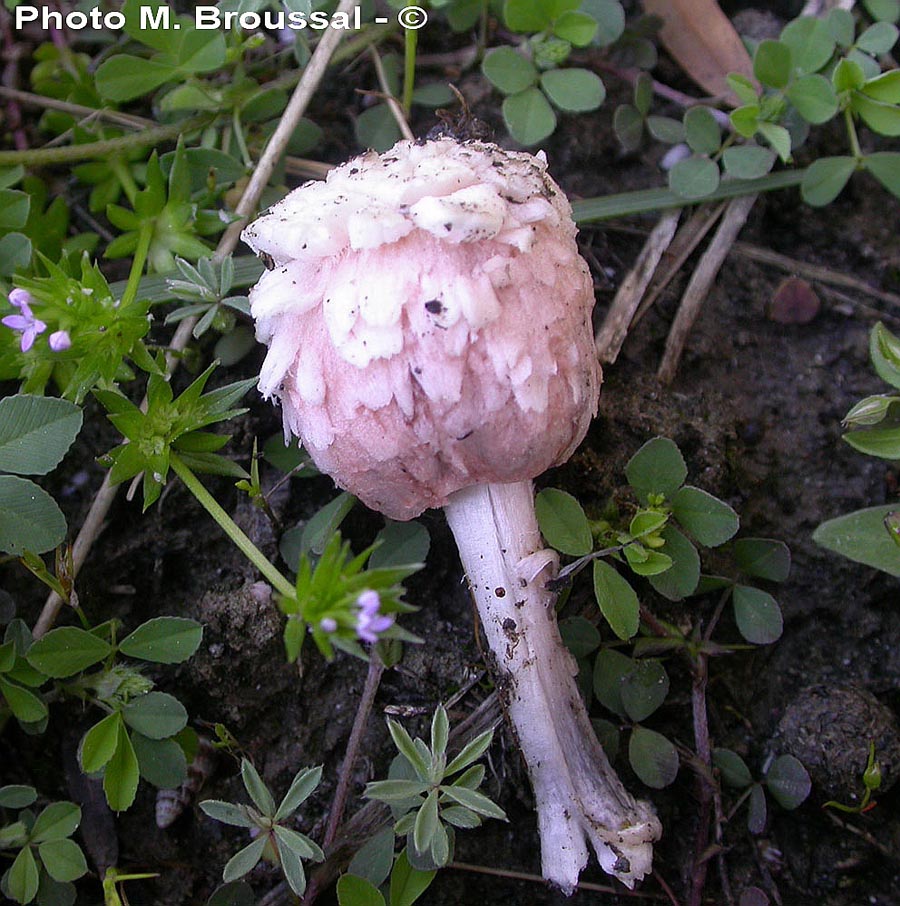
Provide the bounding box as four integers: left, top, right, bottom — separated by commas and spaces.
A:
3, 8, 900, 906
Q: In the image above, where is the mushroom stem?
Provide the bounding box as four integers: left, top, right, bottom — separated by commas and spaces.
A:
443, 480, 662, 893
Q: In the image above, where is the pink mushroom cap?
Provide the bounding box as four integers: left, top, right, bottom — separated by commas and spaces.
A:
243, 137, 601, 520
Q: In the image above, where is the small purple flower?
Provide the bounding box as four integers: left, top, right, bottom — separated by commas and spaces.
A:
48, 330, 71, 352
319, 617, 338, 633
354, 589, 394, 643
3, 288, 46, 353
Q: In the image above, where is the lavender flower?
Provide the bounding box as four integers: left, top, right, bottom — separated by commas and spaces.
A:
354, 590, 393, 643
2, 289, 46, 353
49, 330, 72, 352
319, 617, 337, 633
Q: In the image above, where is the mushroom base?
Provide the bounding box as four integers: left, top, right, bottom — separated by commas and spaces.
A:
444, 481, 661, 893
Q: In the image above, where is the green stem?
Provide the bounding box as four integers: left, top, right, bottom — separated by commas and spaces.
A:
169, 452, 296, 600
0, 115, 212, 167
231, 108, 253, 169
109, 157, 140, 207
120, 222, 153, 309
402, 24, 417, 115
571, 168, 806, 221
844, 107, 863, 161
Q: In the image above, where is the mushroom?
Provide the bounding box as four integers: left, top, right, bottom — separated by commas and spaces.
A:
242, 136, 661, 892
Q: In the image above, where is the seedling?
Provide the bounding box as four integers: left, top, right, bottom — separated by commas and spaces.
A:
200, 759, 324, 897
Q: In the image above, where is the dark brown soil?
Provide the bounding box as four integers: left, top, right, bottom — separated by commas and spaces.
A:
3, 20, 900, 906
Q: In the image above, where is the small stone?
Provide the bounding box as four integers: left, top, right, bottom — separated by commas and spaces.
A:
767, 276, 821, 325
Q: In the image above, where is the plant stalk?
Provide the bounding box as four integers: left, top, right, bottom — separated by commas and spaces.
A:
443, 481, 661, 893
169, 452, 295, 600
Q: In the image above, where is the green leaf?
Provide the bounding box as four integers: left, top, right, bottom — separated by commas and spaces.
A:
37, 839, 87, 883
369, 521, 429, 570
732, 585, 783, 644
861, 70, 900, 104
387, 719, 430, 778
730, 104, 761, 138
832, 58, 866, 92
503, 0, 552, 31
223, 835, 268, 882
365, 779, 429, 802
844, 426, 900, 458
593, 648, 631, 717
118, 617, 202, 663
95, 56, 177, 102
0, 189, 29, 230
123, 691, 188, 739
620, 660, 669, 722
780, 16, 836, 74
0, 233, 32, 278
757, 122, 792, 162
613, 104, 644, 150
646, 115, 685, 144
753, 40, 792, 88
857, 21, 898, 53
440, 785, 506, 819
389, 849, 436, 906
535, 488, 592, 556
628, 727, 679, 788
828, 8, 856, 46
553, 11, 598, 46
766, 754, 811, 809
275, 765, 322, 821
337, 875, 385, 906
864, 152, 900, 199
0, 677, 47, 723
199, 800, 255, 828
26, 627, 111, 678
0, 786, 37, 809
870, 321, 900, 389
241, 758, 276, 816
734, 538, 791, 582
713, 748, 753, 788
801, 155, 856, 205
786, 74, 838, 123
864, 0, 900, 22
355, 105, 402, 154
625, 437, 687, 502
131, 732, 188, 789
347, 827, 394, 888
540, 68, 605, 112
444, 728, 494, 776
668, 155, 720, 200
648, 526, 700, 601
413, 790, 439, 855
852, 93, 900, 135
683, 106, 721, 155
747, 783, 767, 834
79, 712, 122, 773
104, 722, 140, 811
0, 476, 66, 556
31, 802, 80, 843
7, 845, 39, 905
430, 706, 449, 759
623, 544, 672, 576
721, 145, 776, 180
502, 88, 557, 145
812, 504, 900, 576
0, 396, 82, 477
593, 560, 639, 640
482, 47, 538, 95
671, 486, 739, 547
273, 827, 312, 896
559, 616, 602, 658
